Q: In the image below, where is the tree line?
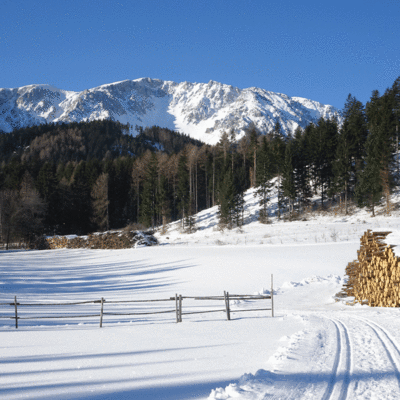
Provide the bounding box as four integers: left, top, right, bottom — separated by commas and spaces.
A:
0, 76, 399, 247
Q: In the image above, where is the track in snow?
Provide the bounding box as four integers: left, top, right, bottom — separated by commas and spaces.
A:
355, 317, 400, 391
242, 315, 400, 400
321, 317, 352, 400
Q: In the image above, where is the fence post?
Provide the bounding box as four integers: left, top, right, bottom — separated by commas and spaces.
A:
175, 294, 179, 323
224, 291, 230, 321
271, 274, 274, 317
100, 298, 104, 328
227, 292, 230, 320
179, 295, 182, 322
14, 296, 18, 329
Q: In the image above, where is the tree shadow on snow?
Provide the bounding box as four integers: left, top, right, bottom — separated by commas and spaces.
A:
1, 369, 398, 400
0, 258, 195, 296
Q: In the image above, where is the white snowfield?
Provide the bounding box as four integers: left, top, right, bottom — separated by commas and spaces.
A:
2, 188, 400, 399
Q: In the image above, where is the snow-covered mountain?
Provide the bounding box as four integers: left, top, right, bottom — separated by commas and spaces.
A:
0, 78, 342, 145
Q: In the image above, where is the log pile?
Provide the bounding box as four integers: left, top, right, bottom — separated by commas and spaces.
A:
46, 236, 69, 249
45, 230, 158, 250
340, 230, 400, 307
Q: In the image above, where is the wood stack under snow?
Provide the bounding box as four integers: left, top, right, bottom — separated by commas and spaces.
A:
341, 230, 400, 307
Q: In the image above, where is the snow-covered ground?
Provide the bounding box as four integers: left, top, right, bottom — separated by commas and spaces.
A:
2, 188, 400, 399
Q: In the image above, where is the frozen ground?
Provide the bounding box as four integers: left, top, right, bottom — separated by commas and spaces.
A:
2, 188, 400, 399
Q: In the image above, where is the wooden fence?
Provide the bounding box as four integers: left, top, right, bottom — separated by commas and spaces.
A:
0, 276, 274, 329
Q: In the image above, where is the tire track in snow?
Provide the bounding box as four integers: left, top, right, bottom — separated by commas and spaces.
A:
321, 318, 351, 400
354, 317, 400, 390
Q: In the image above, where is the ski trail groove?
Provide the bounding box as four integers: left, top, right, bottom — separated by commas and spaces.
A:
355, 317, 400, 390
321, 317, 351, 400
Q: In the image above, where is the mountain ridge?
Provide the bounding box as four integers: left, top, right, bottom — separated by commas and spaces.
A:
0, 78, 342, 144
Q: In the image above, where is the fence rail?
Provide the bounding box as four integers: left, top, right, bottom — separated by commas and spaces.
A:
1, 275, 274, 329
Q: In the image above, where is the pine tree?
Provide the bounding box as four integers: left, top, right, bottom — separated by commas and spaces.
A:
131, 154, 149, 222
55, 177, 75, 234
184, 206, 197, 233
270, 122, 286, 218
358, 88, 398, 215
281, 141, 296, 217
389, 77, 400, 184
1, 157, 25, 190
140, 153, 158, 228
271, 121, 286, 169
177, 154, 190, 230
292, 127, 312, 213
217, 131, 230, 164
378, 86, 399, 211
186, 144, 199, 216
106, 157, 134, 229
217, 168, 235, 229
333, 134, 351, 213
355, 128, 383, 216
0, 189, 19, 249
91, 173, 110, 231
309, 118, 338, 207
36, 161, 58, 229
229, 128, 237, 174
232, 170, 245, 227
237, 132, 251, 189
157, 173, 171, 233
244, 124, 258, 187
217, 161, 245, 229
16, 171, 46, 244
255, 137, 273, 223
37, 162, 57, 199
70, 161, 92, 234
165, 153, 180, 221
338, 94, 368, 198
0, 172, 45, 247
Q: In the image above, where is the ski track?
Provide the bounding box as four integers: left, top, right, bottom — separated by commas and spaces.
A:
320, 315, 400, 400
354, 317, 400, 391
321, 317, 352, 400
268, 315, 353, 400
215, 314, 400, 400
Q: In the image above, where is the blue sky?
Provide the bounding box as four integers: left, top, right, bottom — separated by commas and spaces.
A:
1, 0, 399, 109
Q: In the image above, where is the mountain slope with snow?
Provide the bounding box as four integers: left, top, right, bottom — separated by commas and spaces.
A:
0, 78, 342, 145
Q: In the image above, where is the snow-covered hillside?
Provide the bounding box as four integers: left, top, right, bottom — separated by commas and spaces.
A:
0, 78, 342, 144
2, 188, 400, 399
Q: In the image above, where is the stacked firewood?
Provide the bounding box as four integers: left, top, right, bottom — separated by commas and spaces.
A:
46, 236, 69, 249
45, 231, 157, 250
340, 230, 400, 307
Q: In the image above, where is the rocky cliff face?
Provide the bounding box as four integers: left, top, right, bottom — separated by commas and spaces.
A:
0, 78, 342, 144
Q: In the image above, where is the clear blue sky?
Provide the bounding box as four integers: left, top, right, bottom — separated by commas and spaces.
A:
1, 0, 399, 110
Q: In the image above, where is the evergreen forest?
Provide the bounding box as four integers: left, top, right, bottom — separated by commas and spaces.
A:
1, 77, 399, 248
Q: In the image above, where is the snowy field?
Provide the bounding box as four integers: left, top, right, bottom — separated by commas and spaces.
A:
2, 188, 400, 399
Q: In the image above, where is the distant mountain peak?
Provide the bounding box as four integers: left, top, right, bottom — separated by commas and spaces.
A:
0, 78, 342, 144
